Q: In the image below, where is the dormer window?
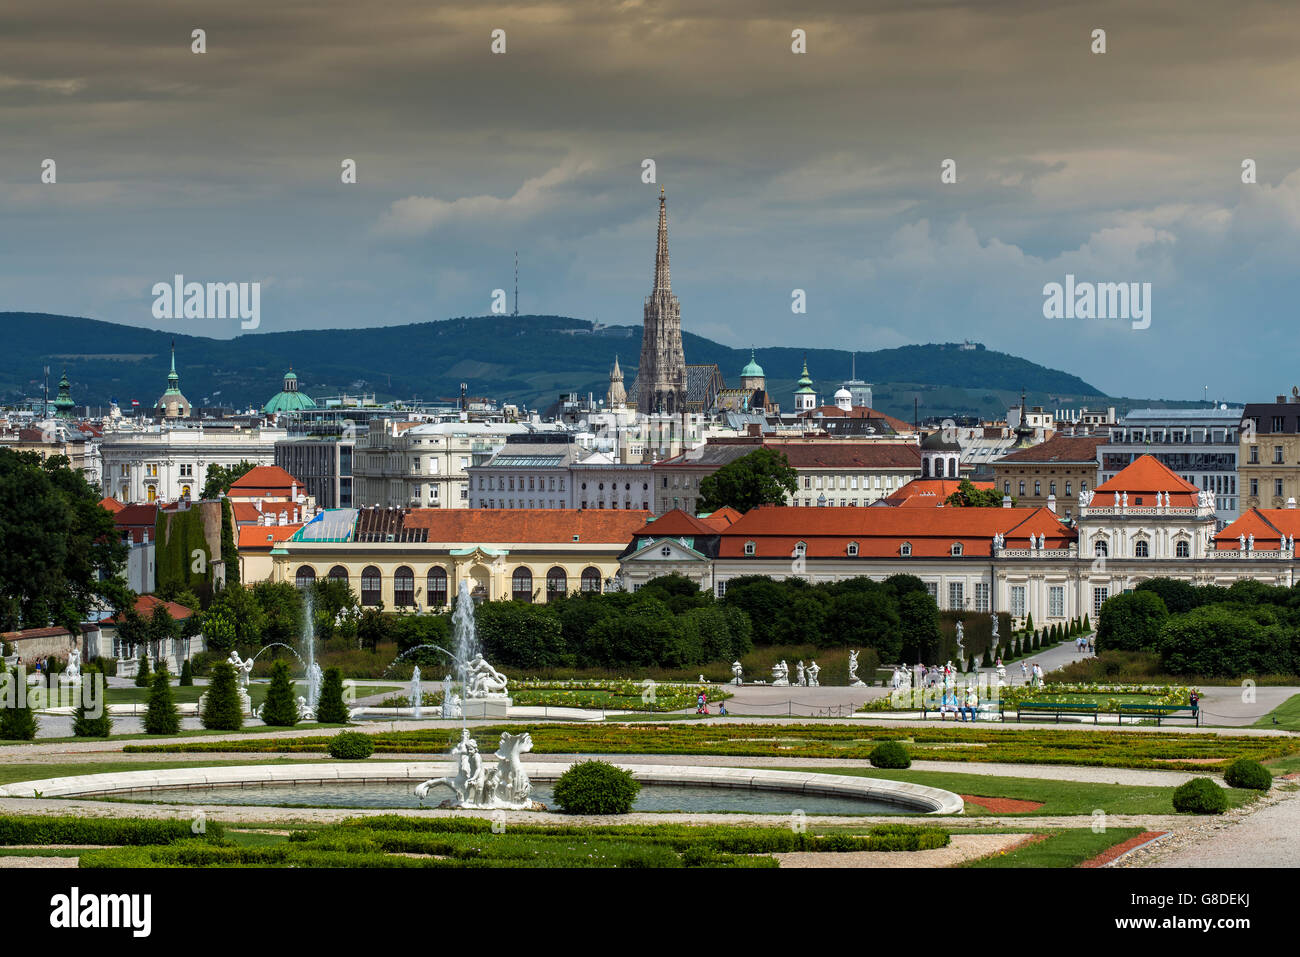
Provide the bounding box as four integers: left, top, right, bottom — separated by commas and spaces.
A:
744, 541, 756, 556
793, 542, 807, 557
950, 542, 963, 557
900, 542, 913, 557
846, 542, 859, 557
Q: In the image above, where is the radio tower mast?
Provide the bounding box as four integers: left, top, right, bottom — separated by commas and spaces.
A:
513, 251, 519, 317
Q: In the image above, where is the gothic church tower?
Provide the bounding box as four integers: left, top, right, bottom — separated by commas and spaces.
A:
634, 187, 687, 414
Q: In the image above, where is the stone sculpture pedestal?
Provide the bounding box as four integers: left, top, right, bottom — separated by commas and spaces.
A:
462, 695, 512, 719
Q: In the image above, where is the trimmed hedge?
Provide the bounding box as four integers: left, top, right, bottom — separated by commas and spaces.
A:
1223, 758, 1271, 791
327, 731, 374, 760
316, 667, 349, 724
0, 814, 223, 845
552, 760, 640, 814
201, 662, 244, 731
869, 740, 911, 769
1172, 777, 1228, 814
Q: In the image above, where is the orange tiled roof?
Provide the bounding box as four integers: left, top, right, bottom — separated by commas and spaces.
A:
882, 479, 994, 507
717, 505, 1074, 559
232, 502, 263, 525
762, 441, 922, 469
238, 524, 304, 550
1215, 509, 1300, 549
228, 465, 304, 498
400, 508, 651, 545
98, 496, 125, 514
633, 509, 719, 538
103, 594, 194, 625
699, 506, 742, 529
1094, 454, 1199, 506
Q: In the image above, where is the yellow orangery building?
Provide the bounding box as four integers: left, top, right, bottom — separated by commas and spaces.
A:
266, 507, 650, 607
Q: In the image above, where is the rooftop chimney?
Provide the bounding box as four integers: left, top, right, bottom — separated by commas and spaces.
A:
1289, 497, 1296, 509
1002, 495, 1012, 508
1046, 493, 1057, 514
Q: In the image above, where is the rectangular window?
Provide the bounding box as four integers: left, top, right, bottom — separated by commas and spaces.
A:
925, 581, 938, 600
948, 582, 964, 610
1010, 586, 1026, 618
1093, 587, 1109, 616
1251, 478, 1259, 496
974, 582, 990, 612
715, 580, 727, 598
1250, 446, 1259, 464
1049, 586, 1064, 618
1276, 479, 1285, 498
1275, 446, 1284, 464
1273, 416, 1285, 433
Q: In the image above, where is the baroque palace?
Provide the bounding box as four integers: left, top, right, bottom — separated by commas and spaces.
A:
620, 455, 1299, 626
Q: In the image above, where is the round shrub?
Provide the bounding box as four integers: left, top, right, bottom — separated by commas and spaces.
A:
1172, 777, 1228, 814
551, 760, 641, 814
1223, 758, 1271, 791
869, 740, 911, 769
327, 731, 374, 760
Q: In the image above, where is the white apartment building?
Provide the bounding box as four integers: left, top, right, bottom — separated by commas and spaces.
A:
99, 424, 285, 504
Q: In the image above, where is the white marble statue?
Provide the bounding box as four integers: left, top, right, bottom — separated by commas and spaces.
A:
227, 650, 253, 692
65, 648, 81, 680
1240, 533, 1247, 551
464, 654, 508, 698
796, 660, 807, 687
849, 650, 866, 687
731, 660, 743, 686
1248, 533, 1255, 552
771, 660, 790, 687
807, 660, 820, 687
295, 695, 315, 721
1121, 491, 1128, 508
414, 729, 534, 809
1114, 491, 1121, 507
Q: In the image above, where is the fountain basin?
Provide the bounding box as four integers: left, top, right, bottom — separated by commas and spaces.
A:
0, 763, 962, 815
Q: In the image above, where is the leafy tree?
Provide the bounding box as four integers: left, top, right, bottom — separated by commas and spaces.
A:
825, 590, 901, 659
1157, 606, 1264, 677
148, 604, 178, 651
722, 576, 791, 645
1134, 577, 1201, 615
201, 461, 258, 499
0, 450, 128, 632
260, 660, 299, 726
697, 448, 798, 513
944, 479, 1008, 508
390, 611, 452, 657
316, 667, 349, 723
882, 574, 929, 600
220, 497, 239, 588
252, 581, 304, 650
115, 605, 148, 658
477, 602, 567, 669
201, 608, 238, 653
205, 582, 264, 649
144, 666, 180, 735
0, 668, 38, 740
357, 607, 390, 651
201, 662, 244, 730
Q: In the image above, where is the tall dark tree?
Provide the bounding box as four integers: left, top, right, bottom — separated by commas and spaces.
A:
0, 668, 38, 740
72, 665, 113, 737
201, 662, 244, 730
260, 660, 299, 727
315, 667, 349, 724
697, 448, 798, 514
898, 591, 943, 664
0, 450, 128, 632
143, 666, 180, 735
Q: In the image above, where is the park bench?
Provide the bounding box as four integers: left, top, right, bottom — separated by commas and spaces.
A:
1016, 701, 1100, 724
1117, 703, 1201, 727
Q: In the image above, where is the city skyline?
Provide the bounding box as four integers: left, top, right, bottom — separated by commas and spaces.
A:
5, 0, 1300, 403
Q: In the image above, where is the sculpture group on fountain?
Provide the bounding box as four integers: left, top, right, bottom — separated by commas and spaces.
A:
415, 729, 535, 809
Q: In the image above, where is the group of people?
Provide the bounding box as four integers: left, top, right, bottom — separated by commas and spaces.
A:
1075, 634, 1096, 655
938, 685, 982, 721
1020, 661, 1046, 686
694, 689, 727, 716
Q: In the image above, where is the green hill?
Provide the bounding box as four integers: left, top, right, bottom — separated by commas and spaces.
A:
0, 311, 1115, 420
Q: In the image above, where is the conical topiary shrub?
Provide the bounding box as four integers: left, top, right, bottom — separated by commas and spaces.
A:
260, 660, 299, 727
1083, 613, 1091, 632
144, 666, 180, 735
179, 658, 193, 687
72, 666, 113, 738
0, 667, 37, 740
1024, 612, 1034, 632
134, 652, 151, 687
202, 662, 244, 731
315, 667, 349, 724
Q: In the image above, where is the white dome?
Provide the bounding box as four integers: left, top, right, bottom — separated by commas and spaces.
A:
834, 387, 851, 398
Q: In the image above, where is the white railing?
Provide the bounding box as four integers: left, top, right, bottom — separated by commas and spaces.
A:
1211, 549, 1293, 560
996, 548, 1076, 559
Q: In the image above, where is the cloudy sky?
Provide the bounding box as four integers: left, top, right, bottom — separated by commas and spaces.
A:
3, 0, 1300, 400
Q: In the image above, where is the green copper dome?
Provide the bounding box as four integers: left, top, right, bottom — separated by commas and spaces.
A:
794, 357, 816, 394
740, 349, 765, 379
263, 368, 318, 414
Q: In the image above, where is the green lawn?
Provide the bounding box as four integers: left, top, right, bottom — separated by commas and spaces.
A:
781, 766, 1257, 816
0, 758, 304, 787
1253, 693, 1300, 732
961, 826, 1147, 868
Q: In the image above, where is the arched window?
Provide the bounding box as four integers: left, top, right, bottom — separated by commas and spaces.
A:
935, 458, 946, 478
512, 567, 533, 603
328, 565, 349, 584
546, 566, 567, 601
1134, 540, 1149, 558
901, 542, 913, 557
1094, 540, 1108, 558
361, 565, 382, 606
950, 542, 963, 557
793, 541, 807, 557
393, 566, 415, 607
295, 566, 316, 589
1176, 540, 1190, 558
581, 567, 602, 593
847, 542, 859, 557
427, 567, 448, 607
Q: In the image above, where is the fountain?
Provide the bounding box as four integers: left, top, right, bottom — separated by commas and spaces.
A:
415, 729, 536, 809
303, 593, 323, 716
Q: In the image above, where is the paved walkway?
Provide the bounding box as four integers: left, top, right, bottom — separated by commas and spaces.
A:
1122, 786, 1300, 868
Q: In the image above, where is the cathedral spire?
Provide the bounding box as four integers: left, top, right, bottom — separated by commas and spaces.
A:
653, 185, 670, 294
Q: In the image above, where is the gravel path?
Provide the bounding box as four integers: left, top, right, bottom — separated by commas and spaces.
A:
1120, 786, 1300, 868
